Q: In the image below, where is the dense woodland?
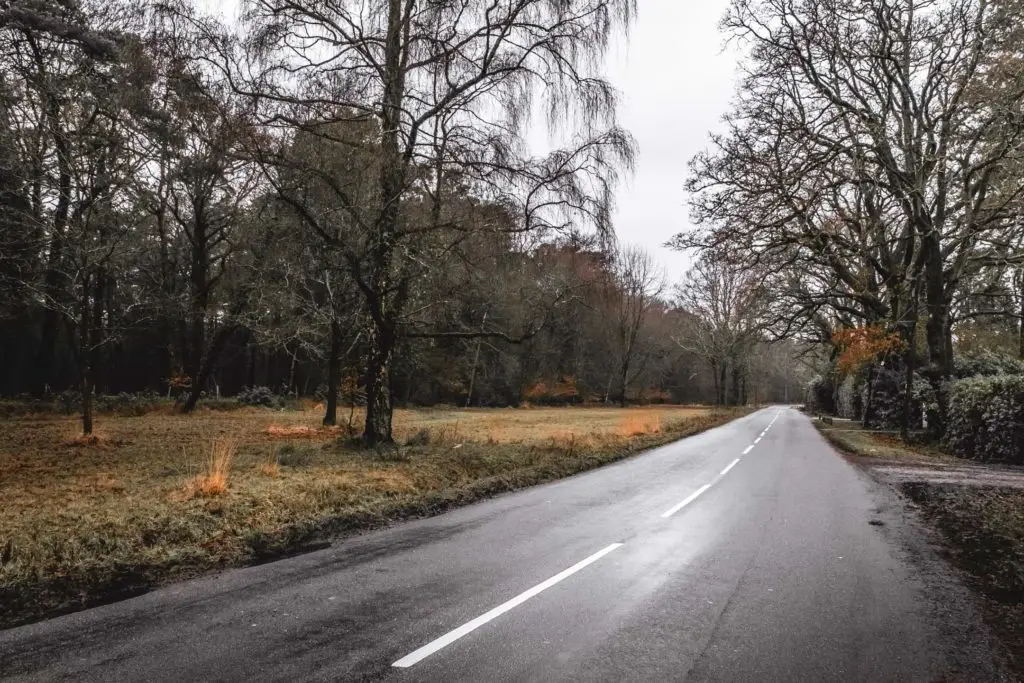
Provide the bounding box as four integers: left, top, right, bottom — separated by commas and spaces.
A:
0, 0, 804, 442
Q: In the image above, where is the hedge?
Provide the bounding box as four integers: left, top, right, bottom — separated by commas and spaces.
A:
953, 349, 1024, 379
945, 375, 1024, 464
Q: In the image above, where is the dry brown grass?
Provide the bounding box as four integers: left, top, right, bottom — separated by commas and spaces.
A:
617, 411, 662, 437
265, 423, 351, 439
182, 439, 235, 498
0, 403, 745, 628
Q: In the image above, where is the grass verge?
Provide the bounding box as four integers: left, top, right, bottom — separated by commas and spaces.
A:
812, 418, 955, 462
0, 405, 749, 628
901, 484, 1024, 676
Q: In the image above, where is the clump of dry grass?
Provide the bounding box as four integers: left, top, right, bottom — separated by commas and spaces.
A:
259, 461, 281, 478
184, 439, 235, 498
617, 412, 662, 437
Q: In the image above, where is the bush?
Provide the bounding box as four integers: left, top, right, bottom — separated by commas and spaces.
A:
236, 386, 281, 408
804, 374, 835, 414
95, 391, 161, 416
864, 367, 936, 431
946, 375, 1024, 464
521, 376, 580, 405
953, 349, 1024, 379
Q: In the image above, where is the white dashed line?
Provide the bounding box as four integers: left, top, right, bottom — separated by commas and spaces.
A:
660, 484, 713, 518
399, 408, 789, 667
719, 458, 741, 477
392, 543, 624, 668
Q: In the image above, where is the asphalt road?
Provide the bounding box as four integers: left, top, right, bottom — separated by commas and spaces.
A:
0, 408, 1008, 682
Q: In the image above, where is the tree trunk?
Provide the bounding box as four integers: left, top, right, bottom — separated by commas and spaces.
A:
187, 223, 209, 387
618, 357, 629, 407
81, 369, 94, 436
922, 235, 950, 437
718, 362, 728, 405
35, 78, 72, 395
359, 0, 406, 445
710, 359, 719, 405
183, 326, 237, 413
323, 319, 341, 426
1019, 281, 1024, 360
362, 318, 395, 445
863, 363, 875, 429
901, 321, 917, 440
466, 311, 487, 407
730, 363, 741, 406
78, 275, 94, 435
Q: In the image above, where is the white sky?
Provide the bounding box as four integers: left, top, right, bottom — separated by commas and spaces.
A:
603, 1, 740, 280
199, 1, 743, 281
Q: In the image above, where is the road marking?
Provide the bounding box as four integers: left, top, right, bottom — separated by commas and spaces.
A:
753, 437, 761, 444
392, 543, 623, 668
719, 458, 741, 476
742, 445, 754, 455
661, 484, 712, 518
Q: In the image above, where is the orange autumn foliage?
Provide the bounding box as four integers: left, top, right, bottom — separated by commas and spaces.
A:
832, 325, 905, 377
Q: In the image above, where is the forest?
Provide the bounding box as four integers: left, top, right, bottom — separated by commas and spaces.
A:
0, 0, 801, 443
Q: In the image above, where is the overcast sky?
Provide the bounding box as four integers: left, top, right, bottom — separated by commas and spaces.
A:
602, 1, 740, 279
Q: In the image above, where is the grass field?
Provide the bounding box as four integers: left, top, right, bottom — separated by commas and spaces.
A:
0, 403, 745, 627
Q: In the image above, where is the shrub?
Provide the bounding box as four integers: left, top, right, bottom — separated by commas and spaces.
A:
57, 389, 82, 415
863, 367, 936, 431
404, 428, 431, 446
521, 376, 580, 405
95, 391, 161, 416
804, 374, 835, 414
953, 349, 1024, 379
275, 443, 316, 467
236, 385, 280, 407
946, 375, 1024, 464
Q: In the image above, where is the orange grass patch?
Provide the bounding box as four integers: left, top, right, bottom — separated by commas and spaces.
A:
183, 439, 235, 498
616, 412, 662, 437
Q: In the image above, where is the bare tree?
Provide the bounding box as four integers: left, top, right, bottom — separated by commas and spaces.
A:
675, 255, 766, 405
206, 0, 637, 444
602, 244, 664, 404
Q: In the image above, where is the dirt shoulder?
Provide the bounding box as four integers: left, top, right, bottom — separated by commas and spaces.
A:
815, 418, 1024, 678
